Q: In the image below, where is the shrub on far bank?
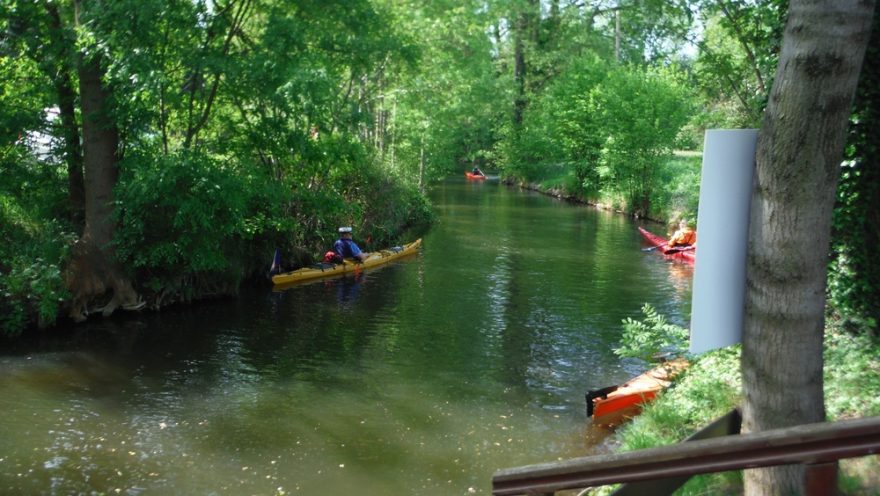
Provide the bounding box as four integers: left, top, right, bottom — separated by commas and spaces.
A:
0, 150, 74, 337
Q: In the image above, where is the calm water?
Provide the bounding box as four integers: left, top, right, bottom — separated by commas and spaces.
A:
0, 178, 693, 495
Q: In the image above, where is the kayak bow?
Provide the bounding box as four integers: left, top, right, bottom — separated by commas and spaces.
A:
586, 358, 689, 427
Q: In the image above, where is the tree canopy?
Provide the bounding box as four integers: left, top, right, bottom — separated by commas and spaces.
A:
3, 1, 880, 494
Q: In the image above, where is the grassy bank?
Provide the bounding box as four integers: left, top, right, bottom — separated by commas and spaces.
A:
502, 153, 702, 226
589, 316, 880, 495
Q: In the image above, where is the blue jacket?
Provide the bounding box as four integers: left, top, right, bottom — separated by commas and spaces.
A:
334, 238, 363, 259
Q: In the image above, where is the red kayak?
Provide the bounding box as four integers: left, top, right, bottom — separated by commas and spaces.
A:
638, 227, 696, 264
465, 171, 486, 180
586, 358, 689, 427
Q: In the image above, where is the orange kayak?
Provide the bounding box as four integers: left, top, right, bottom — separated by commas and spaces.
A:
465, 172, 486, 180
586, 358, 689, 427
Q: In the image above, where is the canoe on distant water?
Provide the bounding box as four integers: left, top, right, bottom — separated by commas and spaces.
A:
272, 239, 423, 287
586, 358, 689, 427
638, 227, 696, 264
465, 172, 486, 180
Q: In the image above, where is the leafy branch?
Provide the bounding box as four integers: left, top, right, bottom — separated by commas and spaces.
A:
615, 303, 690, 362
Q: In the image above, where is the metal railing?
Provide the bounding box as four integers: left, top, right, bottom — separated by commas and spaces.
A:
492, 410, 880, 496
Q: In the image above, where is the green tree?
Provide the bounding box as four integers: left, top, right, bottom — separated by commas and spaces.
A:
1, 0, 433, 331
377, 0, 506, 182
66, 0, 141, 321
690, 0, 787, 127
503, 53, 608, 191
593, 65, 692, 216
4, 0, 85, 223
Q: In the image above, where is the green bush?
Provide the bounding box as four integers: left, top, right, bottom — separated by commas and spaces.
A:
0, 193, 73, 336
614, 346, 743, 495
824, 321, 880, 418
113, 140, 434, 294
652, 154, 702, 222
615, 303, 690, 363
114, 150, 290, 290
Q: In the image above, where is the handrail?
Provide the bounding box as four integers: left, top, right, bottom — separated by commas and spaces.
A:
492, 414, 880, 496
609, 408, 741, 496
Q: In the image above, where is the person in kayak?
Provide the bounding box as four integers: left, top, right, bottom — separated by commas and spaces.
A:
333, 226, 367, 262
471, 166, 484, 177
666, 220, 696, 250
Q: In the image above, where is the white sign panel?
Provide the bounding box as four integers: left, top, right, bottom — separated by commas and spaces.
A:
690, 129, 758, 354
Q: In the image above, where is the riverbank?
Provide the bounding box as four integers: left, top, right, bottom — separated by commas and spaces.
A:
1, 166, 434, 339
586, 316, 880, 495
501, 177, 665, 224
500, 151, 703, 228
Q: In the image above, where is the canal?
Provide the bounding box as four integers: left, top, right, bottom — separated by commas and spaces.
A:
0, 177, 693, 495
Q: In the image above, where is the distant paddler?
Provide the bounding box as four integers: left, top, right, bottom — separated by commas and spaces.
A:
665, 219, 696, 253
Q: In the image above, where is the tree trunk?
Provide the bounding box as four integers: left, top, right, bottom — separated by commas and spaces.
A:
513, 12, 527, 128
615, 9, 621, 62
44, 3, 85, 226
58, 72, 85, 225
79, 56, 118, 250
742, 1, 875, 495
65, 35, 140, 322
390, 98, 397, 169
512, 0, 540, 127
418, 142, 425, 194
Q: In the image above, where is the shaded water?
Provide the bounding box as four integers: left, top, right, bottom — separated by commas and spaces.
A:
0, 178, 693, 495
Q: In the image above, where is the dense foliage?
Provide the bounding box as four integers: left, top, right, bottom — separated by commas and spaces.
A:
0, 156, 73, 331
0, 0, 434, 336
829, 13, 880, 334
0, 0, 876, 347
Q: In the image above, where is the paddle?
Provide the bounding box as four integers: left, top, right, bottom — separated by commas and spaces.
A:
642, 245, 696, 253
269, 248, 282, 275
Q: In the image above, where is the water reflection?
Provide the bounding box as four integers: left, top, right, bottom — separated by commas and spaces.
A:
666, 261, 695, 300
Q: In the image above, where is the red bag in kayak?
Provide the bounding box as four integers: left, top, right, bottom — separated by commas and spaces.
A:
322, 251, 343, 264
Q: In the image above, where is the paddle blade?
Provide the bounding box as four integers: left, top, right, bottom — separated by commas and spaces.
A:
269, 249, 282, 274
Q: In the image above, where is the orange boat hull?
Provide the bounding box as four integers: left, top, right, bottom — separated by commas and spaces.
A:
587, 358, 689, 427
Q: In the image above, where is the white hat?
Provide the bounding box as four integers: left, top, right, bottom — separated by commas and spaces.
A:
338, 226, 352, 233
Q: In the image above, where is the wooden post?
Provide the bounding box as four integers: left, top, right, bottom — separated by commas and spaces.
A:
804, 462, 838, 496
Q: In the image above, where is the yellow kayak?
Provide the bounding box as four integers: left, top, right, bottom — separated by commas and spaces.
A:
272, 239, 423, 287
